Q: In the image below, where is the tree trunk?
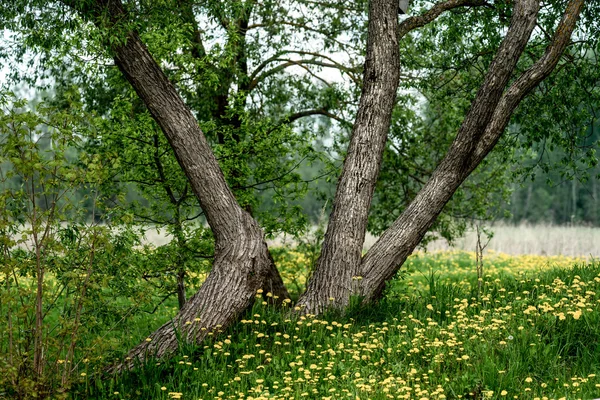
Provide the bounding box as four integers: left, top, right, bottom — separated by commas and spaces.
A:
64, 0, 290, 370
360, 0, 584, 302
296, 0, 400, 314
524, 185, 533, 220
114, 218, 279, 371
297, 0, 504, 315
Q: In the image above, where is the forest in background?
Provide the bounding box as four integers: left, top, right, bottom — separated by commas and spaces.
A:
5, 122, 598, 228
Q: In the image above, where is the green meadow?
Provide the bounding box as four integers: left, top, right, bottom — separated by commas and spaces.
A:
50, 250, 600, 400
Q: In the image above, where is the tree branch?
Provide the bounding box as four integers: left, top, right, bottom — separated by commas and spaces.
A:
248, 50, 361, 88
398, 0, 491, 41
176, 0, 207, 59
471, 0, 585, 166
278, 108, 351, 127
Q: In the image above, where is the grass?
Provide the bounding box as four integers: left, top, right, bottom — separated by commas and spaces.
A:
65, 251, 600, 400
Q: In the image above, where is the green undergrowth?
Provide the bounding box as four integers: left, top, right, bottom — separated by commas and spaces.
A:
71, 252, 600, 400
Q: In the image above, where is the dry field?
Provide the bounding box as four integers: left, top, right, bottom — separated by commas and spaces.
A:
142, 223, 600, 258
423, 223, 600, 257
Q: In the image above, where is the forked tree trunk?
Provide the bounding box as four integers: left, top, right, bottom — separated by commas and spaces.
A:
297, 0, 491, 315
64, 0, 289, 370
66, 0, 584, 371
359, 0, 584, 302
301, 0, 583, 310
356, 0, 541, 298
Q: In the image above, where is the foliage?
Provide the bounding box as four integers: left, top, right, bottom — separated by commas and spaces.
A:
0, 93, 204, 397
2, 0, 599, 241
4, 0, 596, 244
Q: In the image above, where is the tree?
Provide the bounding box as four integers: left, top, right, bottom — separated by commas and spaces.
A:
0, 0, 592, 370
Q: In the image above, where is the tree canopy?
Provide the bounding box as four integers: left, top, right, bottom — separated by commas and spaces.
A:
0, 0, 597, 381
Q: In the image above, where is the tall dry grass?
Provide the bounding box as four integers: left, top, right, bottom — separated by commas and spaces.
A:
141, 223, 600, 258
424, 223, 600, 257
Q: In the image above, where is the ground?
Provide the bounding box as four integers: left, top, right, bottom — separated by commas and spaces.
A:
74, 250, 600, 400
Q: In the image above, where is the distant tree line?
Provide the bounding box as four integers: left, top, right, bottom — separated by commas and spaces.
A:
507, 108, 600, 226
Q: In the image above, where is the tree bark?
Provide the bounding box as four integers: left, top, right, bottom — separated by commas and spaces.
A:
295, 0, 400, 314
63, 0, 290, 370
297, 0, 533, 314
360, 0, 584, 302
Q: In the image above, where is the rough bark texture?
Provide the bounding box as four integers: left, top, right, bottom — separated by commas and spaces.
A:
359, 0, 584, 302
64, 0, 290, 369
116, 219, 276, 371
295, 0, 400, 314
